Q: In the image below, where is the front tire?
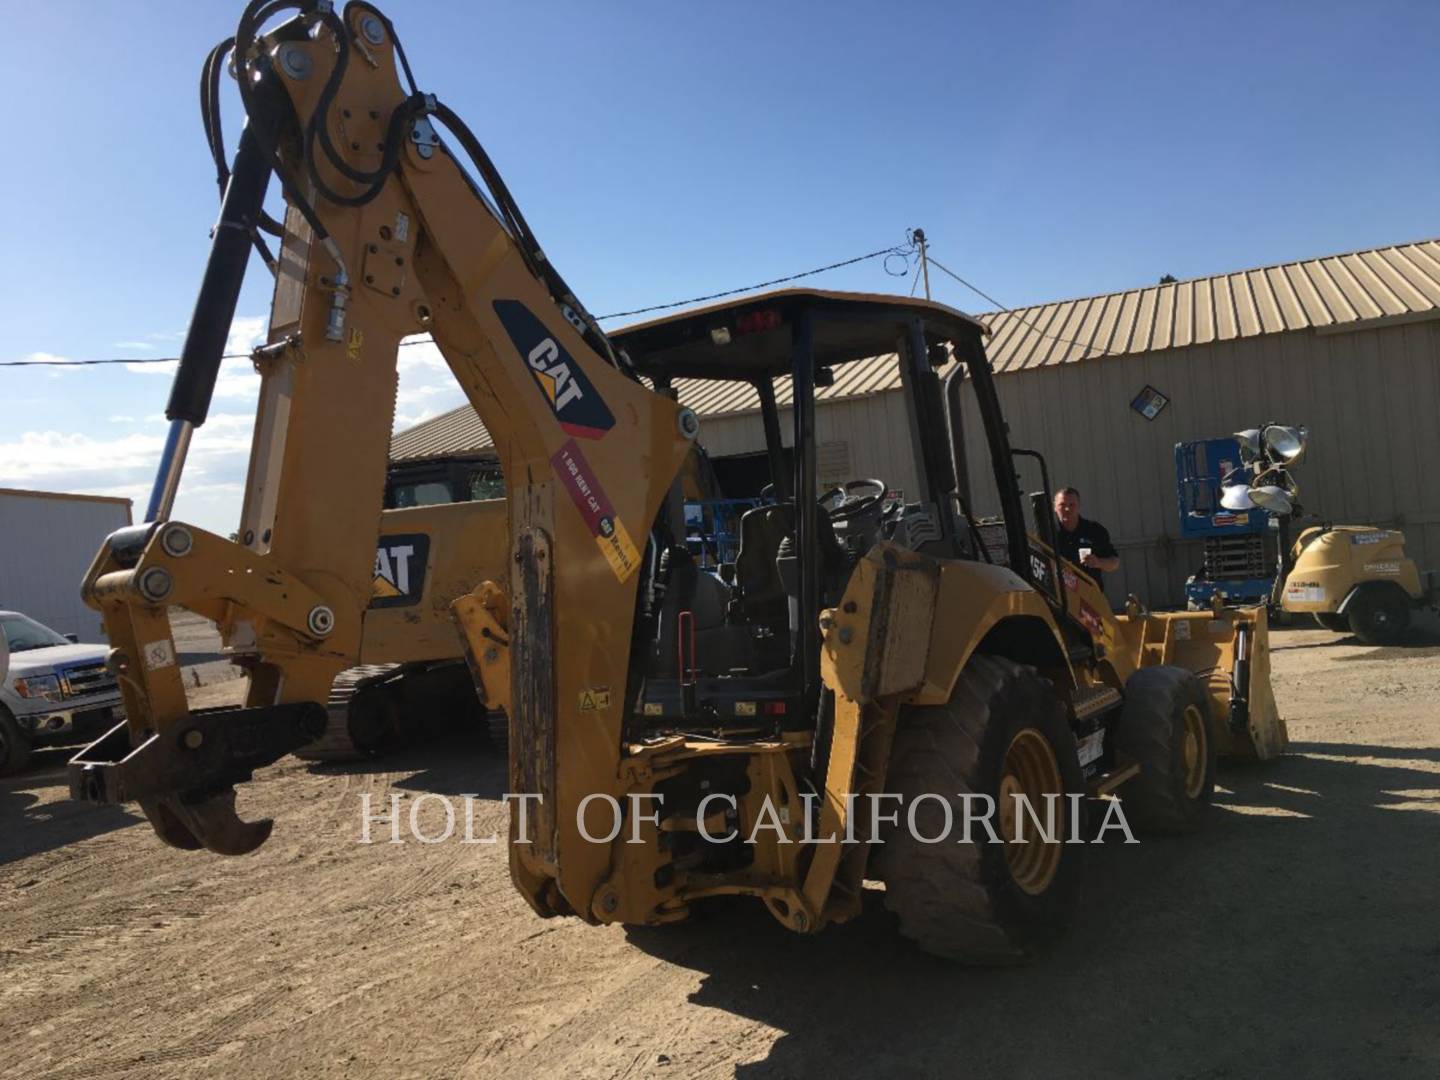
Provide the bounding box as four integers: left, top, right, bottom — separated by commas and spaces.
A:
1314, 613, 1349, 633
1347, 587, 1410, 646
1113, 666, 1216, 834
0, 707, 33, 778
875, 655, 1085, 963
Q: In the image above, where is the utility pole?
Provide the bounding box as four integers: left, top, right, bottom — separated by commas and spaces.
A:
912, 227, 932, 300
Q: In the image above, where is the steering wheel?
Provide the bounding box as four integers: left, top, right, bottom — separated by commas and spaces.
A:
818, 478, 887, 522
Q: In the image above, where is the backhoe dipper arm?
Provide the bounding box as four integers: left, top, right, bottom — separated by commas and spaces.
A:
71, 2, 694, 897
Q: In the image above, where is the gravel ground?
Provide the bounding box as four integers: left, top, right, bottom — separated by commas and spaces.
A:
2, 622, 1437, 1079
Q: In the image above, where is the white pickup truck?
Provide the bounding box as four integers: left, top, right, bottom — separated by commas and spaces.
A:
0, 611, 124, 776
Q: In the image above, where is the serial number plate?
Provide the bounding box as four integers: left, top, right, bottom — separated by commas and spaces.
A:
1077, 731, 1105, 767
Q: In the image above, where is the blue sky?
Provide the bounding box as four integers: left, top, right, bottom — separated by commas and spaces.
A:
1, 0, 1435, 535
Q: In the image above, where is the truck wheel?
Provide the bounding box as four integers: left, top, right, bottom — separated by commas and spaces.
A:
1113, 666, 1216, 834
1347, 588, 1410, 646
0, 707, 33, 778
875, 654, 1085, 963
1314, 613, 1349, 633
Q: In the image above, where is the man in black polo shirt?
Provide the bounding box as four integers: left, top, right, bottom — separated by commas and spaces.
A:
1052, 487, 1120, 591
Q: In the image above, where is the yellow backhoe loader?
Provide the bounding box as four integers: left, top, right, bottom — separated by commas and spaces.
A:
69, 0, 1285, 962
295, 460, 504, 760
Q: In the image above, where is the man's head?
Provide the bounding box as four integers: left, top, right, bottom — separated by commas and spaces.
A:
1053, 487, 1081, 532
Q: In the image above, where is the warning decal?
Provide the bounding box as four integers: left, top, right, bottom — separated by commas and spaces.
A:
578, 687, 612, 711
551, 438, 641, 581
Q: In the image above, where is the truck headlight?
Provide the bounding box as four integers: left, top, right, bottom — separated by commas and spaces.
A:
13, 675, 62, 701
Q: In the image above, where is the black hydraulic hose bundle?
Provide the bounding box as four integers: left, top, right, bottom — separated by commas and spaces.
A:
204, 0, 619, 368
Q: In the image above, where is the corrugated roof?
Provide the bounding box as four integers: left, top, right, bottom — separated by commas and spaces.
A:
391, 238, 1440, 460
390, 402, 496, 459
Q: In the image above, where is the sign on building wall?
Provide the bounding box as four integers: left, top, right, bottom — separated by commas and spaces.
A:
1130, 384, 1170, 420
817, 441, 851, 488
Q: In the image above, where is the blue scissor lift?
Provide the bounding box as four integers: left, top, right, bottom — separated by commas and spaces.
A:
1175, 437, 1277, 608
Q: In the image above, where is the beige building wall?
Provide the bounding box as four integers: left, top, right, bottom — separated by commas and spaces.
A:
699, 317, 1440, 608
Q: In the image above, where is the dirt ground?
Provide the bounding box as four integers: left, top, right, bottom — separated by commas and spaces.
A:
3, 623, 1438, 1079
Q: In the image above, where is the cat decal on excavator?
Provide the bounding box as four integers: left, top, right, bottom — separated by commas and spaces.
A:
493, 299, 615, 440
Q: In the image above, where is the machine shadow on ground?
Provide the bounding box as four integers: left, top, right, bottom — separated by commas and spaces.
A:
623, 746, 1440, 1077
306, 726, 508, 801
0, 767, 140, 866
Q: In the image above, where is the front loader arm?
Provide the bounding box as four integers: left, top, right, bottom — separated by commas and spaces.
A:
71, 2, 694, 898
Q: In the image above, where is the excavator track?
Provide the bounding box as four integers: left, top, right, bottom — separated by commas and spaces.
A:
295, 665, 404, 763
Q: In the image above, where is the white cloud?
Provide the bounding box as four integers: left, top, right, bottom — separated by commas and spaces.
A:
0, 421, 254, 486
124, 359, 177, 374
398, 335, 446, 371
394, 334, 464, 427
13, 321, 472, 532
124, 316, 267, 393
0, 430, 165, 479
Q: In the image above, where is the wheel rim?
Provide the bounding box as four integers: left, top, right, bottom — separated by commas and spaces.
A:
1182, 703, 1208, 799
998, 728, 1065, 896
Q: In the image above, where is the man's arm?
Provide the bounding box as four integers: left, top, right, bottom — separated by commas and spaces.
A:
1082, 522, 1121, 574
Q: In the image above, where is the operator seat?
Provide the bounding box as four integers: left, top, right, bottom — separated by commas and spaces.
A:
733, 503, 846, 624
735, 505, 794, 625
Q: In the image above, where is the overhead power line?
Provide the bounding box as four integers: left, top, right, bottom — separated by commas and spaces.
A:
3, 235, 923, 367
926, 253, 1116, 359
594, 238, 917, 320
0, 338, 440, 368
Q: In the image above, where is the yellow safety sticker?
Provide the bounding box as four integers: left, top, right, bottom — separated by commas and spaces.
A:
551, 437, 640, 582
579, 687, 612, 711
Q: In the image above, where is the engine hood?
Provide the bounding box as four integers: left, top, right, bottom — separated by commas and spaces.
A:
6, 643, 109, 677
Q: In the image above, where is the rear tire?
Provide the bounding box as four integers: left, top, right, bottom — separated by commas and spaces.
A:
1347, 588, 1410, 646
1314, 613, 1348, 633
875, 655, 1085, 963
1113, 666, 1216, 834
0, 707, 33, 778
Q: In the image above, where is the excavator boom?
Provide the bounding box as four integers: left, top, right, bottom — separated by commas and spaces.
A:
71, 3, 691, 917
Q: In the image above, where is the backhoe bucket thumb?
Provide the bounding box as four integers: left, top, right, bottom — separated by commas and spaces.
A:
141, 790, 274, 856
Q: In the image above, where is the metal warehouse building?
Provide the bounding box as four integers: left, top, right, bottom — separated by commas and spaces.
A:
0, 488, 133, 641
391, 238, 1440, 607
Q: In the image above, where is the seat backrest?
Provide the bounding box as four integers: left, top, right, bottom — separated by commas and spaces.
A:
734, 504, 794, 616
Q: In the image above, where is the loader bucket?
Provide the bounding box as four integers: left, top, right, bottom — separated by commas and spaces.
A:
1133, 605, 1287, 760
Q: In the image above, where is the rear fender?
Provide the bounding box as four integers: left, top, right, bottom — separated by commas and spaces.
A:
1337, 579, 1416, 615
913, 561, 1074, 706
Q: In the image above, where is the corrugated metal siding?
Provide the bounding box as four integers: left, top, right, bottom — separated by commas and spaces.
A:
699, 317, 1440, 608
0, 492, 132, 640
947, 318, 1440, 606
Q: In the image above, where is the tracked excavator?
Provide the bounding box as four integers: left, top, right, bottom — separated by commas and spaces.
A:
70, 0, 1286, 962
